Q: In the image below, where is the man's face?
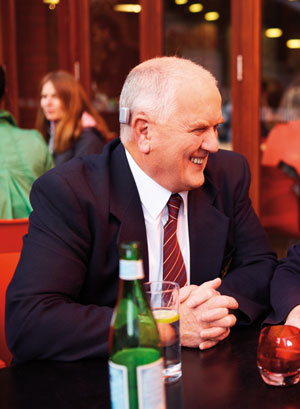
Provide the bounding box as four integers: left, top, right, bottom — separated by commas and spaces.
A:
144, 80, 224, 192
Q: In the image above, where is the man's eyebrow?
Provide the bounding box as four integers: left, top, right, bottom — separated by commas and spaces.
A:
189, 120, 209, 128
190, 117, 225, 128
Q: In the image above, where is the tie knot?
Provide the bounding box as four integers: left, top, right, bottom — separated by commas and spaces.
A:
167, 193, 182, 220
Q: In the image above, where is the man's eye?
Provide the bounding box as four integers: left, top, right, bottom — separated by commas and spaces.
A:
193, 127, 206, 133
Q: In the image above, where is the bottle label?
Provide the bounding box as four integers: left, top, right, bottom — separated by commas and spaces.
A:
119, 259, 144, 280
137, 358, 165, 409
109, 358, 165, 409
109, 361, 129, 409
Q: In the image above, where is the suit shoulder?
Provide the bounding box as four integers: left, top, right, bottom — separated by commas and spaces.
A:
206, 149, 249, 173
205, 149, 250, 191
208, 149, 247, 164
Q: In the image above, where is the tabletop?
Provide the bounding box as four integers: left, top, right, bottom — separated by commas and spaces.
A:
0, 325, 299, 409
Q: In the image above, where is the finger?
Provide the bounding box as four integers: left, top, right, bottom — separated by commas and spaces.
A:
179, 285, 198, 303
199, 277, 222, 290
186, 278, 222, 308
200, 307, 230, 322
202, 314, 237, 329
199, 339, 219, 350
199, 295, 239, 311
200, 326, 230, 340
218, 328, 231, 341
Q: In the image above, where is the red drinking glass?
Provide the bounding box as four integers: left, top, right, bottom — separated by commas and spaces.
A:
257, 325, 300, 386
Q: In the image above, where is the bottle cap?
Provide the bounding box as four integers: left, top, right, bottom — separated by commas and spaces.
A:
120, 241, 141, 261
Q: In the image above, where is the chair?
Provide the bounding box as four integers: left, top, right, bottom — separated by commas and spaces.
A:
0, 219, 27, 366
260, 164, 300, 240
0, 251, 21, 367
0, 218, 29, 253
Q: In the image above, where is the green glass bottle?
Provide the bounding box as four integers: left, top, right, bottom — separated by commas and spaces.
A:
108, 242, 166, 409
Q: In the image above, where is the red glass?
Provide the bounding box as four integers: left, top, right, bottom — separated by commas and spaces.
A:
257, 325, 300, 386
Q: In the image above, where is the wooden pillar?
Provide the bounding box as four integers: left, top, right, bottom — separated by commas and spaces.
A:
139, 0, 163, 62
0, 0, 19, 121
231, 0, 261, 213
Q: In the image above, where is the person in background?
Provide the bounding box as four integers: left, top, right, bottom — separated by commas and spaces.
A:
261, 78, 300, 173
6, 57, 277, 363
260, 77, 284, 139
260, 78, 300, 238
0, 65, 53, 219
35, 70, 111, 166
266, 242, 300, 329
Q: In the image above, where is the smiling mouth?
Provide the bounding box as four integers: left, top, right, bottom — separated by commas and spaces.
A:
190, 157, 205, 165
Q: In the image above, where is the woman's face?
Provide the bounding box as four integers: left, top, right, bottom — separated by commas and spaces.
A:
40, 81, 65, 122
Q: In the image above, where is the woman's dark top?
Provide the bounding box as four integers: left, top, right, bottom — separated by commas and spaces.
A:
53, 127, 105, 166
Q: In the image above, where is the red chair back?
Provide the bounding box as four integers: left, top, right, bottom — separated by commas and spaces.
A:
0, 252, 20, 366
0, 218, 29, 253
260, 166, 300, 239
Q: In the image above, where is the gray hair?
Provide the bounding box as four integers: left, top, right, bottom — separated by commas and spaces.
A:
119, 56, 217, 143
277, 81, 300, 122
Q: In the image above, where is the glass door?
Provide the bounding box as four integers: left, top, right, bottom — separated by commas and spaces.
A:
260, 0, 300, 251
164, 0, 231, 149
89, 0, 140, 135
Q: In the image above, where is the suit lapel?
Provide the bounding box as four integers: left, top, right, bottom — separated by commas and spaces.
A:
188, 178, 230, 285
107, 142, 230, 284
109, 144, 149, 279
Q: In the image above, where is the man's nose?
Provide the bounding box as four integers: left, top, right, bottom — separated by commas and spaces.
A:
201, 128, 219, 153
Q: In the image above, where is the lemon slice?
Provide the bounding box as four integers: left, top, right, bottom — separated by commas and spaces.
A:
152, 308, 179, 324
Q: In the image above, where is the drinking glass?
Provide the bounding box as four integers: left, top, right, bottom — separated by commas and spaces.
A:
144, 281, 181, 383
257, 325, 300, 386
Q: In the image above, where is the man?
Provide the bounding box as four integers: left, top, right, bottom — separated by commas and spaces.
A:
6, 57, 277, 362
0, 66, 53, 218
266, 243, 300, 329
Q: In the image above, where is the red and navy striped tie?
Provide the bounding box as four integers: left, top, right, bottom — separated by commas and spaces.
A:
163, 193, 187, 287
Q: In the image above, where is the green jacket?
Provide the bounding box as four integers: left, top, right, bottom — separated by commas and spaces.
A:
0, 110, 53, 219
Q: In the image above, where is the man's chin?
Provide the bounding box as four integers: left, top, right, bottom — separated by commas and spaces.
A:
185, 175, 205, 191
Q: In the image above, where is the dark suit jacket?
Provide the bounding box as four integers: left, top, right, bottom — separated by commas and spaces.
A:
5, 139, 277, 362
266, 243, 300, 325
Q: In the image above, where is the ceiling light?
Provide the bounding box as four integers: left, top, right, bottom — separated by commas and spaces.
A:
175, 0, 188, 4
43, 0, 60, 10
204, 11, 220, 21
114, 4, 142, 13
189, 3, 203, 13
265, 28, 283, 38
286, 39, 300, 49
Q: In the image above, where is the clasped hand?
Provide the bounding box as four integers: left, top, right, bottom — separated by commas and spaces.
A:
285, 304, 300, 329
179, 278, 238, 350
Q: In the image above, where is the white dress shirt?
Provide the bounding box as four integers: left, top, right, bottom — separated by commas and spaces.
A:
125, 149, 190, 283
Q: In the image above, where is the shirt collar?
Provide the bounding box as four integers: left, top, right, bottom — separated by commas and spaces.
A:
125, 149, 188, 219
0, 110, 17, 126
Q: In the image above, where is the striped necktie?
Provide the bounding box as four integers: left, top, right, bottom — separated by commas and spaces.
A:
163, 193, 187, 287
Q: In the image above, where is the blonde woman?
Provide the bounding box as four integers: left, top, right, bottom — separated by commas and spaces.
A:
36, 71, 110, 166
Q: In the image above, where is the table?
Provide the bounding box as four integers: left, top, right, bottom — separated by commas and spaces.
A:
0, 326, 299, 409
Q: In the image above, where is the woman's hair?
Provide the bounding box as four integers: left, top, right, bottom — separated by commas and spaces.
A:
0, 65, 5, 99
278, 78, 300, 122
35, 70, 110, 152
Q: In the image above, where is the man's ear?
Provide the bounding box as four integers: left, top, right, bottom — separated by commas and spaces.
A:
131, 114, 150, 154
